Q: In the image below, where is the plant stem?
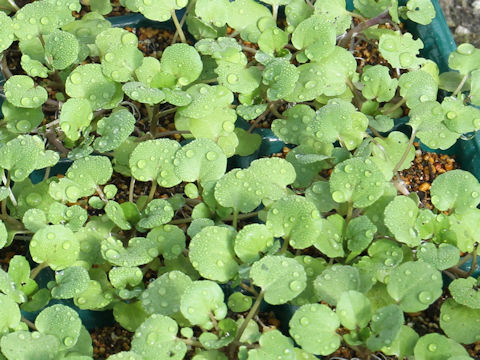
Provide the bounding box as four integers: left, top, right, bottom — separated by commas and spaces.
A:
21, 317, 37, 331
447, 266, 469, 278
171, 9, 187, 43
272, 4, 279, 22
231, 290, 265, 355
339, 9, 391, 48
452, 73, 469, 97
30, 262, 48, 280
7, 0, 19, 10
1, 54, 12, 79
381, 97, 406, 115
129, 177, 135, 203
247, 104, 272, 133
232, 209, 239, 230
95, 185, 108, 202
179, 338, 203, 347
156, 130, 191, 138
239, 282, 259, 297
157, 107, 177, 119
147, 179, 158, 203
279, 237, 290, 254
45, 129, 69, 155
392, 128, 416, 174
468, 246, 478, 276
172, 0, 196, 43
346, 78, 365, 109
457, 253, 472, 267
346, 10, 367, 21
43, 167, 51, 182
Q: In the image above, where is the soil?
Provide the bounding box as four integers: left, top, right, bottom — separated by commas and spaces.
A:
90, 322, 133, 359
439, 0, 480, 48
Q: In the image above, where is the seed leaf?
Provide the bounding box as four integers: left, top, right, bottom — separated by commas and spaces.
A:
361, 65, 398, 102
59, 98, 93, 141
124, 0, 188, 22
417, 242, 460, 271
366, 304, 403, 351
442, 96, 480, 134
227, 0, 272, 42
160, 43, 203, 87
180, 280, 227, 329
430, 170, 480, 214
314, 265, 361, 306
4, 75, 48, 109
51, 266, 90, 299
289, 304, 340, 355
448, 43, 480, 75
449, 277, 480, 309
329, 158, 385, 208
131, 314, 187, 358
138, 199, 174, 229
413, 333, 469, 359
399, 70, 438, 108
440, 298, 480, 344
0, 331, 60, 360
262, 59, 298, 100
101, 236, 159, 267
346, 215, 377, 253
0, 11, 14, 52
45, 29, 79, 70
384, 196, 420, 247
292, 15, 336, 61
387, 261, 442, 312
129, 139, 181, 186
251, 255, 306, 305
30, 225, 79, 270
379, 32, 424, 69
147, 225, 186, 260
337, 290, 372, 330
234, 224, 274, 263
266, 195, 322, 250
189, 226, 238, 282
405, 0, 435, 25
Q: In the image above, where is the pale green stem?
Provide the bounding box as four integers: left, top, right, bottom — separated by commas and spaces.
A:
279, 237, 290, 254
128, 177, 135, 203
171, 9, 186, 43
232, 290, 265, 347
468, 246, 478, 276
172, 0, 196, 43
156, 107, 177, 119
232, 209, 239, 230
179, 338, 203, 347
381, 97, 406, 115
30, 262, 48, 280
156, 130, 191, 138
452, 73, 469, 97
43, 167, 51, 182
95, 185, 108, 202
21, 317, 37, 330
272, 4, 279, 22
7, 0, 19, 10
147, 179, 158, 203
392, 128, 416, 174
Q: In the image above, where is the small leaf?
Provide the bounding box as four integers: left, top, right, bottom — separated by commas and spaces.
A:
366, 304, 403, 351
387, 261, 442, 312
160, 43, 203, 87
405, 0, 435, 25
124, 0, 188, 22
440, 298, 480, 344
449, 277, 480, 309
262, 59, 298, 100
228, 292, 252, 312
417, 242, 460, 271
0, 331, 60, 360
291, 15, 336, 61
45, 30, 79, 70
137, 199, 174, 229
226, 0, 271, 42
123, 82, 165, 105
180, 280, 227, 329
2, 101, 44, 134
314, 265, 361, 306
448, 43, 480, 75
361, 65, 398, 102
113, 301, 148, 333
147, 225, 186, 260
379, 32, 424, 69
251, 255, 307, 305
0, 11, 14, 52
289, 304, 340, 356
0, 294, 21, 334
346, 215, 377, 253
430, 170, 480, 214
101, 236, 159, 267
384, 196, 421, 247
189, 226, 239, 282
51, 266, 90, 299
4, 75, 48, 109
30, 225, 79, 270
35, 304, 82, 351
442, 96, 480, 134
131, 314, 187, 358
141, 270, 192, 316
413, 333, 470, 359
234, 224, 274, 263
399, 70, 438, 108
59, 98, 93, 141
337, 290, 372, 330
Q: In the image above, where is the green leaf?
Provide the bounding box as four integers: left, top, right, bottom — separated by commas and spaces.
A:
180, 280, 227, 329
101, 235, 159, 267
95, 27, 138, 57
291, 15, 336, 62
0, 221, 6, 250
266, 195, 322, 249
109, 266, 143, 290
312, 98, 368, 150
314, 265, 361, 306
160, 43, 203, 87
314, 214, 345, 258
0, 294, 21, 335
215, 61, 262, 95
366, 304, 403, 351
35, 304, 81, 351
105, 201, 131, 230
131, 314, 187, 359
0, 267, 27, 303
384, 196, 421, 247
93, 109, 135, 152
285, 0, 313, 28
51, 266, 90, 299
251, 255, 306, 305
234, 224, 274, 263
228, 292, 252, 312
174, 138, 227, 184
305, 181, 338, 212
199, 319, 237, 349
195, 0, 229, 27
226, 0, 272, 42
2, 101, 43, 134
417, 242, 460, 271
59, 98, 93, 141
138, 199, 174, 229
4, 75, 48, 109
45, 30, 79, 70
329, 158, 386, 207
448, 43, 480, 75
101, 45, 144, 82
125, 0, 188, 22
346, 215, 377, 253
413, 333, 470, 359
442, 96, 480, 134
381, 325, 419, 359
30, 225, 79, 270
440, 298, 480, 344
108, 352, 143, 360
141, 270, 192, 316
430, 170, 480, 214
387, 261, 442, 312
337, 290, 372, 330
0, 331, 60, 360
471, 69, 480, 106
129, 138, 181, 186
449, 277, 480, 309
313, 0, 351, 35
291, 256, 327, 306
405, 0, 435, 25
399, 70, 438, 108
262, 59, 298, 100
113, 301, 148, 333
289, 304, 340, 356
90, 0, 112, 14
21, 54, 49, 78
147, 225, 186, 260
361, 65, 398, 102
66, 63, 122, 110
189, 226, 238, 282
213, 168, 259, 213
379, 32, 424, 69
0, 11, 14, 52
353, 0, 392, 18
258, 27, 288, 55
122, 82, 165, 105
448, 209, 480, 252
233, 128, 262, 156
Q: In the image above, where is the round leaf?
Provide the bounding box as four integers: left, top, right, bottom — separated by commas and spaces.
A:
449, 277, 480, 309
440, 298, 480, 344
94, 109, 136, 152
4, 75, 48, 109
59, 98, 93, 141
234, 224, 274, 263
51, 266, 90, 299
314, 265, 361, 306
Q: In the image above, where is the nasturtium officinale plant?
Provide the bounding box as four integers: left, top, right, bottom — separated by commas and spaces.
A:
0, 0, 478, 358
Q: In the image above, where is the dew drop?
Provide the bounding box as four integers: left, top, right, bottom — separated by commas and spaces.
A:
418, 291, 432, 304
